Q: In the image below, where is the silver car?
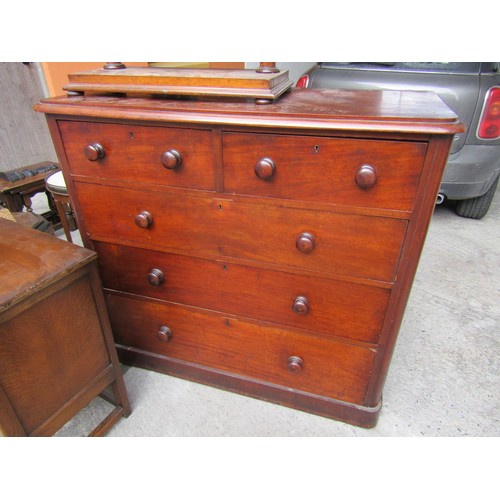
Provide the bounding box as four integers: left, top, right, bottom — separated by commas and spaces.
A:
297, 62, 500, 219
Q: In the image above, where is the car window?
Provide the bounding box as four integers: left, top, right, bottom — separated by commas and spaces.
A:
321, 62, 482, 73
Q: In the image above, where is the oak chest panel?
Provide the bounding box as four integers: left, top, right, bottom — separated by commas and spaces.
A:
37, 88, 463, 427
0, 218, 130, 436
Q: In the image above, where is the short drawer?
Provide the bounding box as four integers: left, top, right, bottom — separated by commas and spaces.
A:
58, 120, 215, 190
76, 183, 407, 282
94, 241, 390, 344
105, 292, 376, 405
223, 132, 427, 211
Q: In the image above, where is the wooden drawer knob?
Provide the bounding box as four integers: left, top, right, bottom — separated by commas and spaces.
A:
296, 232, 315, 254
355, 164, 377, 189
134, 210, 153, 229
254, 157, 276, 180
147, 268, 164, 286
288, 356, 304, 372
161, 149, 182, 170
293, 296, 310, 315
84, 143, 105, 161
157, 325, 172, 342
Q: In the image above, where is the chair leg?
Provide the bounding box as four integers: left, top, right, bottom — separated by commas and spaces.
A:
54, 198, 73, 243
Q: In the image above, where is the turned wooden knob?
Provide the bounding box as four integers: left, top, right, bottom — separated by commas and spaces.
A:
355, 165, 377, 189
296, 232, 315, 254
293, 296, 310, 315
161, 149, 182, 170
157, 325, 172, 342
103, 62, 126, 70
288, 356, 304, 372
134, 211, 153, 228
147, 268, 164, 286
256, 62, 280, 74
84, 143, 105, 161
254, 157, 276, 180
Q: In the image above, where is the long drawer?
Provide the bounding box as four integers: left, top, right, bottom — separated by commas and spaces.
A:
58, 120, 215, 191
105, 292, 376, 405
222, 132, 427, 211
94, 241, 390, 344
75, 182, 407, 282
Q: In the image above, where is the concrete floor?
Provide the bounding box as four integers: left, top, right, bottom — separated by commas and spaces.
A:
33, 191, 499, 437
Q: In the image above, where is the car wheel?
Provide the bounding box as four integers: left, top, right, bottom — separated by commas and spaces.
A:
455, 175, 499, 219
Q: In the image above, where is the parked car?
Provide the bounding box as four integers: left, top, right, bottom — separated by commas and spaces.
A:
296, 62, 500, 219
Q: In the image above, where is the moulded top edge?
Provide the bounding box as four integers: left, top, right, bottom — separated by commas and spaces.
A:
35, 88, 465, 135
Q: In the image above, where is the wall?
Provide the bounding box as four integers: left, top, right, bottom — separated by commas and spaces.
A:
0, 62, 58, 170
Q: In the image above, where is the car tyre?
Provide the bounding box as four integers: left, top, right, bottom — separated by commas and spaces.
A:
455, 175, 499, 219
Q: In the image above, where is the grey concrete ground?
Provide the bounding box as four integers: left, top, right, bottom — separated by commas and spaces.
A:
40, 191, 499, 437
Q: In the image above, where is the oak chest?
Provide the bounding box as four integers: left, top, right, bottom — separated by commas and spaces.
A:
0, 218, 130, 436
37, 86, 463, 427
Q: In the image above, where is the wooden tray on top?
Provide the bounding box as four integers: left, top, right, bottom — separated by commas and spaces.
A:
64, 62, 294, 104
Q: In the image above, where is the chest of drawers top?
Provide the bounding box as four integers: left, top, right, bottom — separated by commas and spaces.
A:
37, 88, 461, 134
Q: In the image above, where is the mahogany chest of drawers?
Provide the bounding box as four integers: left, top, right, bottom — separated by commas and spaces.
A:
36, 87, 463, 427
